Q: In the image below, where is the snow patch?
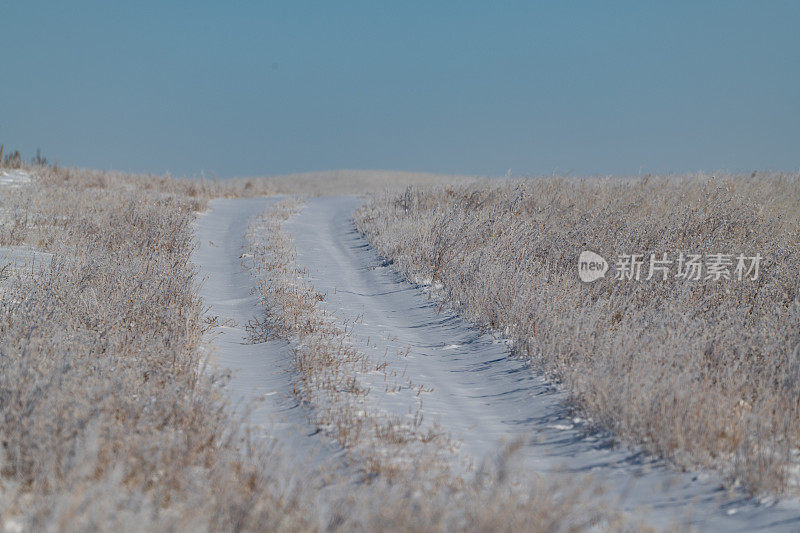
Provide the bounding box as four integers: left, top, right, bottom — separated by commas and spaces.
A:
0, 170, 31, 188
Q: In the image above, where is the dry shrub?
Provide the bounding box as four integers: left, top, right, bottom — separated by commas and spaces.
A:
355, 172, 800, 495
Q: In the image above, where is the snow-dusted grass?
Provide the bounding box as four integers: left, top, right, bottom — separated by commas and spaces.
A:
355, 172, 800, 496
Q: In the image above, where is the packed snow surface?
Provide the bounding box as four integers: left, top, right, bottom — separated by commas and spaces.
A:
193, 197, 342, 468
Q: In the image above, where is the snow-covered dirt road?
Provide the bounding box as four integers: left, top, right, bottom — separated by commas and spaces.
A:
193, 197, 342, 468
282, 196, 800, 531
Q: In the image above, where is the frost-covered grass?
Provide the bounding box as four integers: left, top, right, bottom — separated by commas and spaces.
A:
355, 172, 800, 496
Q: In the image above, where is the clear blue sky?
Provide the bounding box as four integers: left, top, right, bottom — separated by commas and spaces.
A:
2, 1, 798, 178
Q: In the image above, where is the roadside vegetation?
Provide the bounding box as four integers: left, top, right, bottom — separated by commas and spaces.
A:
354, 172, 800, 496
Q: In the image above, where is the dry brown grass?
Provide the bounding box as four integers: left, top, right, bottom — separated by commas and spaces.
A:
355, 172, 800, 496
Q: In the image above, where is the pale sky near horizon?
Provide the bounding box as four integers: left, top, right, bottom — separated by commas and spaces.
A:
1, 1, 798, 178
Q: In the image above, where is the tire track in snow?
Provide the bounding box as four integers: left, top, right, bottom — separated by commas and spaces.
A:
284, 195, 800, 531
193, 197, 342, 468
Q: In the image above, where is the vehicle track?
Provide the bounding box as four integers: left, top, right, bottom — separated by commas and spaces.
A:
193, 197, 342, 468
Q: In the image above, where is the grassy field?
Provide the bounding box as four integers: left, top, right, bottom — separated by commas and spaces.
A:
6, 154, 796, 528
355, 172, 800, 495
